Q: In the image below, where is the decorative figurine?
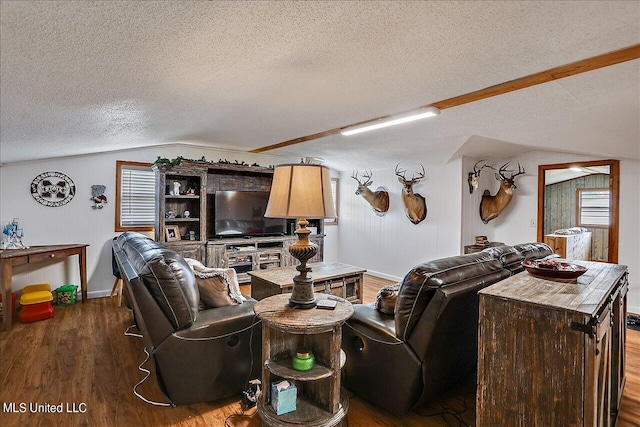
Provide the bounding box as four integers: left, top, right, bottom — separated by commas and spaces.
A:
183, 210, 190, 218
172, 181, 181, 195
91, 185, 107, 209
1, 218, 28, 249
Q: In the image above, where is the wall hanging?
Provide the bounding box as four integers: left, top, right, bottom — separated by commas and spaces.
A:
479, 162, 525, 223
395, 164, 427, 224
91, 185, 107, 209
351, 170, 389, 216
30, 171, 76, 207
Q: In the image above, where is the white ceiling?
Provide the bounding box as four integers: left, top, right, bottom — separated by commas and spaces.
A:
1, 1, 639, 171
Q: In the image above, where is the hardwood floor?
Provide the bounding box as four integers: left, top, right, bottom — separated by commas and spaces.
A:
1, 274, 638, 426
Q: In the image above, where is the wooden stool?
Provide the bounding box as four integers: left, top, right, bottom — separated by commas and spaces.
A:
110, 278, 123, 306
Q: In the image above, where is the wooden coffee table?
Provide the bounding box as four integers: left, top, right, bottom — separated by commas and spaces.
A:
248, 262, 366, 303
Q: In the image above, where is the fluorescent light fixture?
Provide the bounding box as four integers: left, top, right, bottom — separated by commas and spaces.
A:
570, 167, 583, 172
340, 106, 440, 136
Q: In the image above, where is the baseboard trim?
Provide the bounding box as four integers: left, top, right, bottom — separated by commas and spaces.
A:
364, 269, 403, 283
87, 290, 112, 300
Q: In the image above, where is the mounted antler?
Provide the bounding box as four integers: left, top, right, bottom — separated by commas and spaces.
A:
467, 160, 495, 194
396, 163, 427, 224
479, 162, 525, 223
352, 170, 389, 215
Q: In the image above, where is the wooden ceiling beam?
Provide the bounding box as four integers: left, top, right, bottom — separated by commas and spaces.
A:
251, 44, 640, 154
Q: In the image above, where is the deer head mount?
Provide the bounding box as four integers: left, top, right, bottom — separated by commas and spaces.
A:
479, 162, 525, 224
351, 170, 389, 216
395, 163, 427, 224
467, 160, 495, 194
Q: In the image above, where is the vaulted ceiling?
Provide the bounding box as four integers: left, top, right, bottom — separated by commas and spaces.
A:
1, 1, 638, 171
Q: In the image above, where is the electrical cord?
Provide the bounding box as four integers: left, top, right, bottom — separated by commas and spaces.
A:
132, 347, 173, 407
224, 308, 283, 426
223, 404, 258, 427
124, 324, 143, 338
414, 390, 475, 427
124, 323, 173, 406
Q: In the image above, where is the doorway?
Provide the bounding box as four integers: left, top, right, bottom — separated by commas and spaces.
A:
537, 159, 619, 263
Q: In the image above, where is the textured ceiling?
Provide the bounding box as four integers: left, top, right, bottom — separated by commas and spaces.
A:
1, 1, 639, 170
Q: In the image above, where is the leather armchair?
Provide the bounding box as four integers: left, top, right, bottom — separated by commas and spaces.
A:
483, 242, 554, 274
341, 243, 555, 415
112, 232, 261, 405
342, 252, 510, 415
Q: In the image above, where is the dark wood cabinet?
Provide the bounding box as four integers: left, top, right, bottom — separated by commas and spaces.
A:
206, 235, 325, 283
477, 262, 628, 427
154, 161, 326, 269
154, 163, 207, 245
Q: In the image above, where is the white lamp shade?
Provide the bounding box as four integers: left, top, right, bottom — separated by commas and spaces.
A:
265, 163, 336, 219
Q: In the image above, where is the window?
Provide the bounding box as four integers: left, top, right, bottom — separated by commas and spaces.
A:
324, 178, 339, 225
115, 161, 155, 232
577, 188, 610, 227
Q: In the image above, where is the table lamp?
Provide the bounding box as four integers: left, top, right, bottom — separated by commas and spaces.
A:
265, 162, 336, 308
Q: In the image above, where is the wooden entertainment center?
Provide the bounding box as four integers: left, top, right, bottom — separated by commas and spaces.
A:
153, 160, 324, 279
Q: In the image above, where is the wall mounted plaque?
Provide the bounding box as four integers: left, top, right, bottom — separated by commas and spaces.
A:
30, 171, 76, 207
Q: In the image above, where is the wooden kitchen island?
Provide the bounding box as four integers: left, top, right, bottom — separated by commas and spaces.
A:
477, 260, 628, 427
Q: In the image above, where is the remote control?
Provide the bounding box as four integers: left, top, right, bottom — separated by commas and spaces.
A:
316, 299, 337, 310
326, 295, 345, 302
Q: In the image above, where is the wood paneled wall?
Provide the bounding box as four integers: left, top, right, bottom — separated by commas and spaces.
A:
545, 174, 609, 261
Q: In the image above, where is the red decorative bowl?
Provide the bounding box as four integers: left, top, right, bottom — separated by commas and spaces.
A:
522, 259, 587, 280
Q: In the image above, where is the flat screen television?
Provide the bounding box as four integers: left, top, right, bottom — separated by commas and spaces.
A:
213, 190, 288, 237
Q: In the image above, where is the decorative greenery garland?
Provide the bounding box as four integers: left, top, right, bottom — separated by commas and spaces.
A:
154, 156, 271, 169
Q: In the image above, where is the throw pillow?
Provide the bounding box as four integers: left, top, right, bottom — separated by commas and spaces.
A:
184, 258, 245, 308
374, 283, 401, 315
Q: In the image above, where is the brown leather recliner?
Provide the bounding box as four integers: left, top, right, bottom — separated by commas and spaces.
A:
341, 243, 553, 415
482, 242, 554, 274
112, 232, 262, 406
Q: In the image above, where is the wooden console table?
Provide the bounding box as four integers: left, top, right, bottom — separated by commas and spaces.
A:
1, 244, 89, 331
248, 262, 366, 303
254, 293, 354, 426
477, 261, 628, 426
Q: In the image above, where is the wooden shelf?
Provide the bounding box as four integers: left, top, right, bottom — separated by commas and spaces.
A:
257, 394, 348, 427
165, 195, 199, 199
266, 359, 332, 381
265, 351, 346, 381
229, 262, 252, 267
255, 295, 354, 426
165, 218, 200, 222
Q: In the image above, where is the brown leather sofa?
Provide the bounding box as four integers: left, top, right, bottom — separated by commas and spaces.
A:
341, 242, 553, 415
112, 232, 262, 406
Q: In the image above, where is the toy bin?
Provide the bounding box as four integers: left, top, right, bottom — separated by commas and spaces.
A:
0, 292, 19, 318
18, 284, 54, 323
55, 285, 77, 305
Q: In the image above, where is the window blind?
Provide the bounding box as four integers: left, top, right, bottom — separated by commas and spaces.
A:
579, 189, 610, 226
120, 166, 155, 227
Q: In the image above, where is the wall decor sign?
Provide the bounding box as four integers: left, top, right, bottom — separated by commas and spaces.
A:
30, 171, 76, 207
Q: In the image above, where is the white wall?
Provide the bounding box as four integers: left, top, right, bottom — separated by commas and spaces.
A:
462, 151, 640, 314
337, 160, 463, 282
0, 145, 303, 298
4, 146, 636, 313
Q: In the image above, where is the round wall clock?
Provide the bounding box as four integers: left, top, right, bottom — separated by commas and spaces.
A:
30, 171, 76, 207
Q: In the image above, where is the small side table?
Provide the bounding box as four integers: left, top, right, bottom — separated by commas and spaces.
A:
464, 242, 504, 254
254, 294, 354, 427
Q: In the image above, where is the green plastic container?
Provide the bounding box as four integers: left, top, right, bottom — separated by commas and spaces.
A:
292, 349, 315, 371
55, 285, 77, 305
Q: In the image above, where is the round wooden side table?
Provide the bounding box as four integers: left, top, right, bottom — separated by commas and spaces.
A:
254, 293, 354, 427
